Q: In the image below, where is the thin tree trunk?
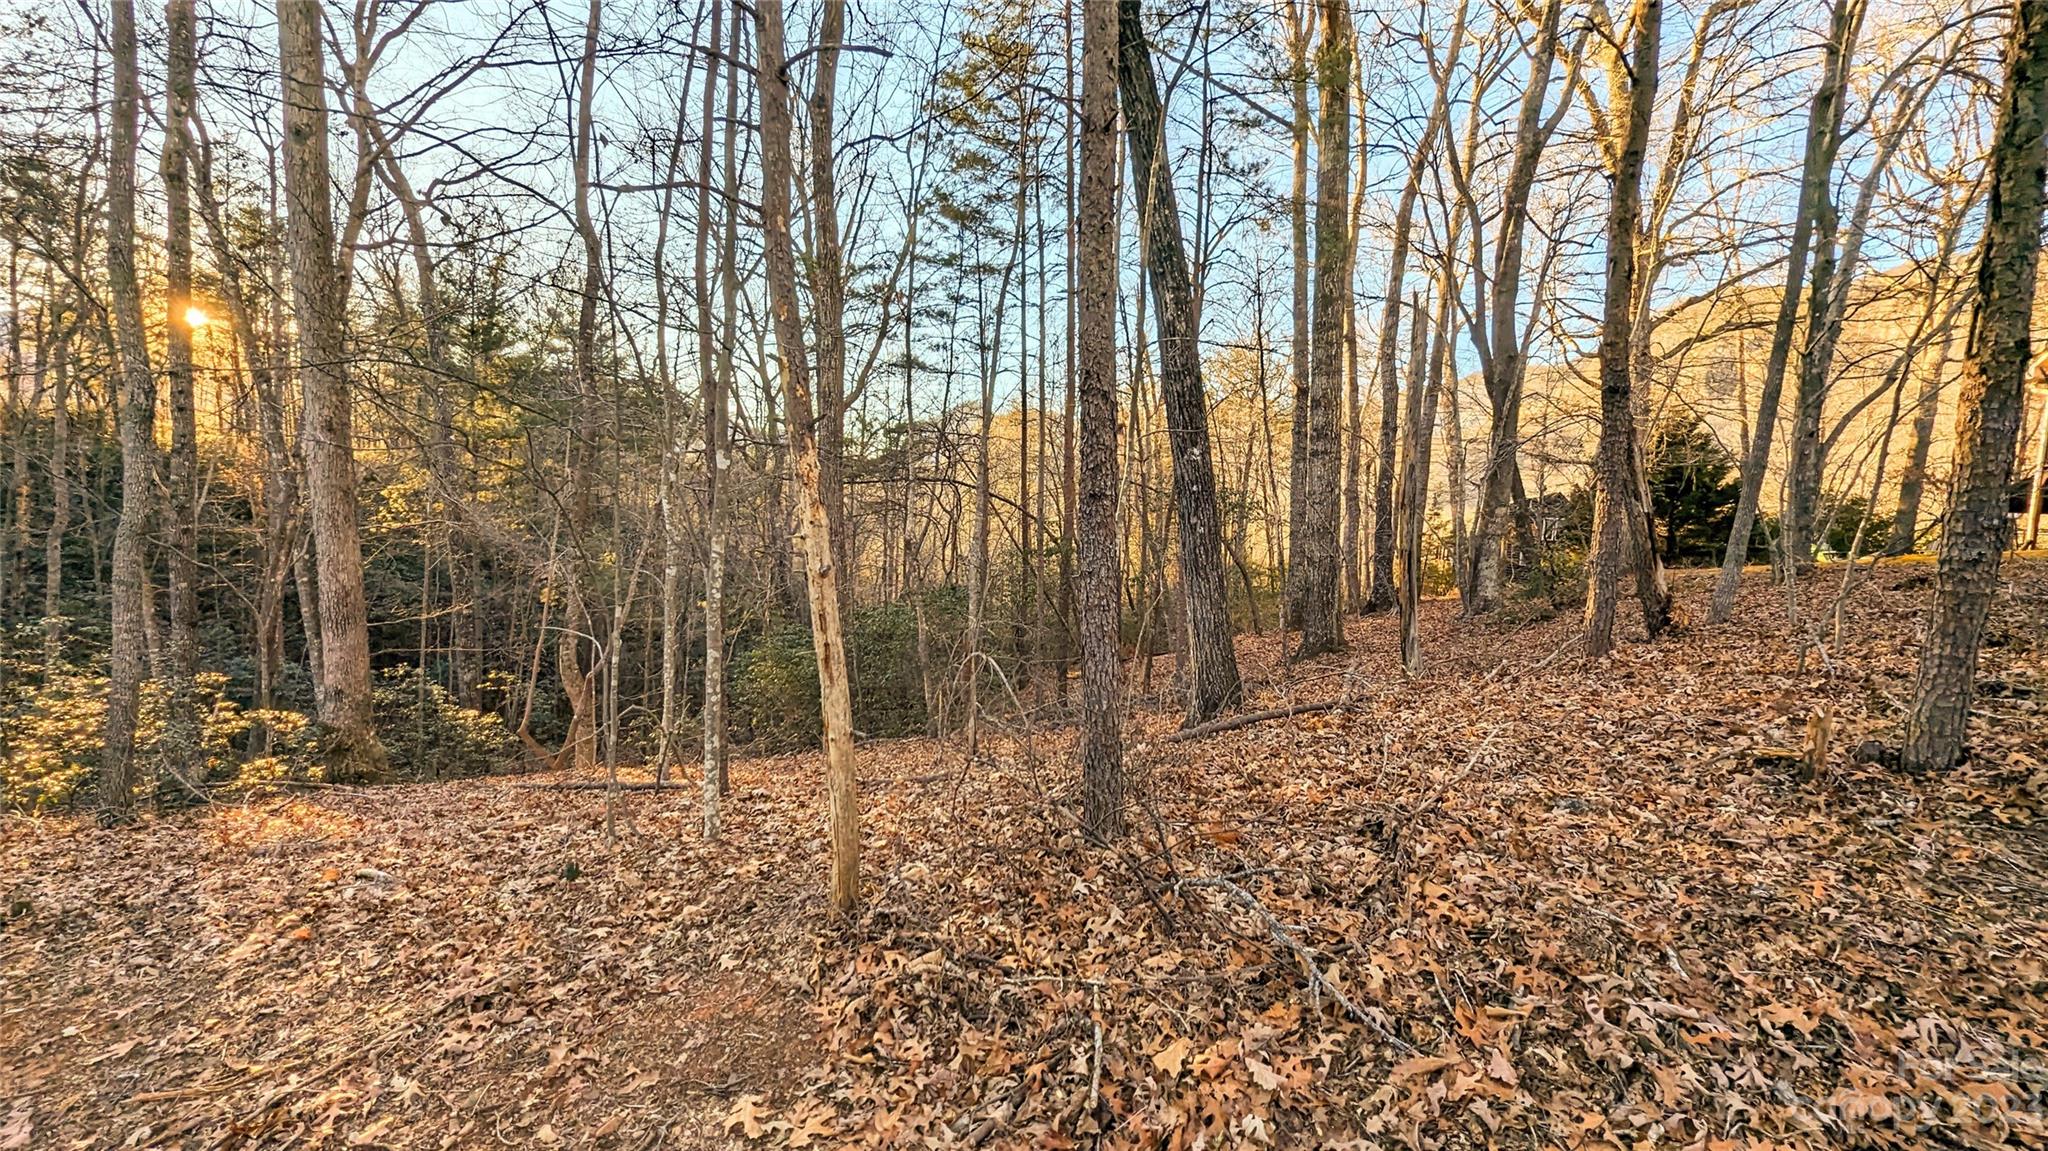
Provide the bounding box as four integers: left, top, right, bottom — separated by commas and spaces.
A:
755, 0, 860, 912
1902, 2, 2048, 771
1117, 0, 1243, 720
1709, 0, 1867, 621
1283, 0, 1312, 625
160, 0, 203, 791
1888, 322, 1958, 554
100, 0, 155, 815
808, 0, 850, 612
1367, 5, 1460, 613
1394, 289, 1436, 675
1341, 46, 1368, 612
1465, 0, 1563, 615
1076, 0, 1124, 840
1583, 0, 1666, 659
41, 309, 70, 666
697, 0, 727, 835
1292, 0, 1352, 657
559, 0, 606, 776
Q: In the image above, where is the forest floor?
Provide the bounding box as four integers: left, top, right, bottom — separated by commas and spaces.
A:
4, 561, 2047, 1151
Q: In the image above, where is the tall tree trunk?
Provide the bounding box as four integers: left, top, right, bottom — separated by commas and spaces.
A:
756, 0, 860, 912
1341, 47, 1368, 612
1709, 0, 1866, 621
1394, 288, 1437, 675
559, 0, 605, 776
161, 0, 203, 791
278, 0, 387, 780
1465, 0, 1562, 615
1901, 1, 2048, 771
697, 0, 727, 835
1076, 0, 1124, 840
808, 0, 850, 612
1368, 6, 1459, 613
41, 307, 70, 666
1116, 0, 1243, 720
1283, 0, 1311, 623
1583, 0, 1666, 659
100, 0, 156, 815
1291, 0, 1352, 657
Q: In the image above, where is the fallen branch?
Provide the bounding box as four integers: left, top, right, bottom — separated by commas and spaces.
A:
512, 780, 694, 793
1160, 699, 1346, 743
1173, 872, 1415, 1052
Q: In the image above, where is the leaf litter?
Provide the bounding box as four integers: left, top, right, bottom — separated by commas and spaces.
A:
3, 562, 2045, 1149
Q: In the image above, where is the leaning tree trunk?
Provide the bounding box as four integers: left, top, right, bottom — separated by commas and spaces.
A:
1583, 0, 1666, 659
1291, 0, 1353, 656
278, 0, 388, 780
1709, 0, 1866, 621
1076, 0, 1125, 840
1368, 6, 1460, 615
1901, 0, 2048, 772
1116, 0, 1243, 720
756, 0, 860, 912
100, 0, 155, 816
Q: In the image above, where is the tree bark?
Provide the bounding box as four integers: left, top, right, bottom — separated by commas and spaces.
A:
278, 0, 387, 780
1291, 0, 1352, 657
558, 0, 606, 776
1367, 6, 1460, 614
697, 0, 727, 835
808, 0, 850, 613
1077, 0, 1124, 840
1583, 0, 1666, 659
1901, 1, 2048, 771
100, 0, 156, 815
1283, 0, 1312, 624
1464, 0, 1562, 615
1394, 288, 1437, 675
1709, 0, 1867, 621
160, 0, 203, 791
756, 0, 860, 912
1116, 0, 1243, 720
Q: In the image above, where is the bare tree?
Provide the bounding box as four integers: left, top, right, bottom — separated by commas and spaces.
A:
1709, 0, 1868, 623
1076, 0, 1124, 840
1902, 1, 2048, 772
756, 0, 860, 911
99, 0, 155, 815
1582, 0, 1666, 659
278, 0, 387, 779
1291, 0, 1351, 656
1116, 0, 1243, 719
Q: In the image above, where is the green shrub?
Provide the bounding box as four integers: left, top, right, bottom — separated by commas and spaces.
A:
732, 589, 967, 750
1822, 496, 1892, 558
1, 669, 250, 810
371, 668, 518, 780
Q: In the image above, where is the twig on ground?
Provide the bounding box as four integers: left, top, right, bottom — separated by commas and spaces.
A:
1172, 872, 1415, 1053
